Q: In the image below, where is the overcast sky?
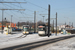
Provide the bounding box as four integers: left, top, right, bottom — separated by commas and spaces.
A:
0, 0, 75, 26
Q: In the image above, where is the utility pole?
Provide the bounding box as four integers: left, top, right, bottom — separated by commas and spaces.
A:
36, 12, 37, 33
56, 12, 57, 36
2, 10, 4, 33
34, 11, 36, 33
53, 20, 54, 33
48, 5, 50, 37
46, 18, 56, 34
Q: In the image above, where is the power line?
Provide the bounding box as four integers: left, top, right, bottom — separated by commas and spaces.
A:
1, 3, 16, 9
25, 0, 47, 10
19, 17, 33, 18
4, 12, 19, 20
2, 3, 24, 14
8, 3, 33, 16
2, 3, 23, 16
9, 3, 22, 8
0, 9, 25, 10
3, 3, 33, 16
6, 1, 34, 16
7, 1, 34, 12
4, 12, 18, 22
1, 0, 34, 16
0, 1, 34, 20
1, 3, 20, 20
0, 5, 24, 19
1, 3, 27, 18
0, 2, 27, 3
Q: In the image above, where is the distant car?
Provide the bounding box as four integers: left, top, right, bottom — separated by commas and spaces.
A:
12, 27, 16, 31
17, 28, 22, 31
12, 27, 22, 31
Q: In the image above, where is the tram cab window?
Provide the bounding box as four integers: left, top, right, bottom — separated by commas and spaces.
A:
23, 27, 29, 31
38, 26, 45, 31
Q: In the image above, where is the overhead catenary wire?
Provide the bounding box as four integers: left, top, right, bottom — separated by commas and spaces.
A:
5, 12, 19, 20
1, 3, 28, 16
1, 3, 19, 20
10, 1, 34, 17
7, 2, 34, 16
25, 0, 48, 10
1, 3, 28, 20
0, 2, 27, 3
8, 1, 34, 12
0, 0, 46, 22
2, 4, 33, 22
0, 0, 33, 16
0, 0, 40, 17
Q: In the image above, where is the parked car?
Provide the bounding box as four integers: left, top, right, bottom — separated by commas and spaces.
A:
17, 28, 22, 31
12, 27, 22, 31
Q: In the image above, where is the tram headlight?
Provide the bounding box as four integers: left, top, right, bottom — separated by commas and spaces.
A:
25, 32, 26, 33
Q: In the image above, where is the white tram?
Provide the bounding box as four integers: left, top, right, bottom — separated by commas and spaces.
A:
38, 24, 48, 36
22, 25, 29, 35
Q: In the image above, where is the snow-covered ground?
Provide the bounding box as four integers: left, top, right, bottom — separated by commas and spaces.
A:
0, 31, 75, 49
34, 37, 75, 50
0, 31, 23, 39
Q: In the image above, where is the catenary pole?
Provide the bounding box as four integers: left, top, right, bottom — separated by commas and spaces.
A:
2, 10, 4, 33
56, 12, 57, 36
53, 20, 54, 33
34, 11, 36, 33
48, 5, 50, 37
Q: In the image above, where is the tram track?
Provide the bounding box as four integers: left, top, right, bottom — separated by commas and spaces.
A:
0, 34, 27, 43
1, 34, 75, 50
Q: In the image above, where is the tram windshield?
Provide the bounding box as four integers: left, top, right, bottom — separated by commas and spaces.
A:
38, 26, 45, 31
23, 27, 29, 31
